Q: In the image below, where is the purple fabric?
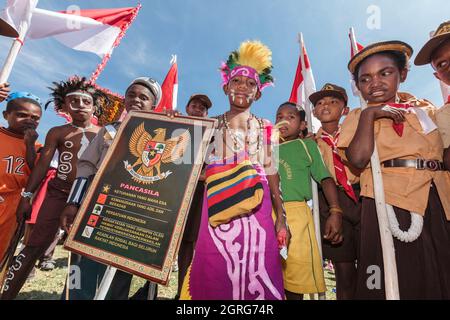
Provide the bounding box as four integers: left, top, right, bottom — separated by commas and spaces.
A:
186, 164, 284, 300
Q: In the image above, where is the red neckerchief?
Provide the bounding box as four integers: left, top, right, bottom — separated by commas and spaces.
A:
447, 95, 450, 104
385, 103, 413, 137
320, 128, 357, 202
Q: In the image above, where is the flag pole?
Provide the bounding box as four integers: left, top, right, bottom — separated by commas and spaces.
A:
298, 33, 326, 301
0, 20, 29, 83
170, 54, 178, 111
93, 266, 117, 300
349, 27, 399, 300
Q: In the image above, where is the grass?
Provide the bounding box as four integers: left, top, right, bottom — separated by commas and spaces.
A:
16, 245, 336, 300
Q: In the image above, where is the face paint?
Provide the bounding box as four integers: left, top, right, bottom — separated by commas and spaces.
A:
66, 92, 94, 111
230, 89, 236, 103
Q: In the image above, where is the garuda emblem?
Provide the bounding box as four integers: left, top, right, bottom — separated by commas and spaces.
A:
124, 122, 190, 184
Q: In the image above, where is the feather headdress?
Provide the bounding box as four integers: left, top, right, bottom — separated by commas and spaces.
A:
45, 76, 125, 126
221, 40, 274, 90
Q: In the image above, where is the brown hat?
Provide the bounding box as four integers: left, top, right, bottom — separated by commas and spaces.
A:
0, 18, 19, 38
186, 94, 212, 109
415, 21, 450, 66
348, 40, 413, 74
309, 83, 348, 106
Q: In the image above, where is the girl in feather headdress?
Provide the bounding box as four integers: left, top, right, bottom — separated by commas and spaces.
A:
180, 41, 289, 300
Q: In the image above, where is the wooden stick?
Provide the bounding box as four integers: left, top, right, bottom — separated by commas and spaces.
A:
298, 33, 326, 300
349, 27, 400, 300
65, 252, 72, 300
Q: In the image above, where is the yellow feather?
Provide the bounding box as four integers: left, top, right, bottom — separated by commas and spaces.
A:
236, 40, 272, 74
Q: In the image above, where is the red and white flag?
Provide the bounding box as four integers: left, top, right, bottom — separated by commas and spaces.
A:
289, 36, 320, 133
155, 55, 178, 112
349, 28, 364, 96
0, 0, 140, 58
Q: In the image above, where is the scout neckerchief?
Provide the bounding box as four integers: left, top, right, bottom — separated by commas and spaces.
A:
385, 103, 413, 136
320, 127, 357, 202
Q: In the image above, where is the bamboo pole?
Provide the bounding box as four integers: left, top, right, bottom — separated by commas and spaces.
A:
298, 33, 326, 300
349, 27, 399, 300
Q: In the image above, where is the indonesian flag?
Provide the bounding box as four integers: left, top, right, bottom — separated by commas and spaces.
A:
0, 0, 140, 58
155, 55, 178, 112
288, 37, 321, 133
349, 29, 364, 96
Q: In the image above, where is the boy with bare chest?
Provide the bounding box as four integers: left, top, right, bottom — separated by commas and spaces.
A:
1, 77, 107, 299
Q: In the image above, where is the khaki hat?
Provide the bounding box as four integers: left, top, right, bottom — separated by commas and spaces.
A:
309, 83, 348, 106
415, 21, 450, 66
186, 94, 212, 109
348, 40, 413, 74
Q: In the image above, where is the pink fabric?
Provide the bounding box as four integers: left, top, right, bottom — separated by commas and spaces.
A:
221, 64, 273, 91
26, 168, 57, 224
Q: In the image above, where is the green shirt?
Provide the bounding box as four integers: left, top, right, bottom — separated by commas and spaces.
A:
276, 138, 331, 202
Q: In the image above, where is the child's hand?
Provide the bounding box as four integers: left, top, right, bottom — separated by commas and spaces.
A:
275, 216, 291, 248
60, 205, 79, 233
162, 107, 181, 119
16, 197, 32, 224
324, 213, 343, 245
24, 128, 38, 145
363, 105, 407, 124
0, 82, 10, 102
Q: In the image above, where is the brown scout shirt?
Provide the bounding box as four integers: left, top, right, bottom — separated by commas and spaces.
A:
316, 127, 361, 186
436, 102, 450, 148
337, 92, 450, 219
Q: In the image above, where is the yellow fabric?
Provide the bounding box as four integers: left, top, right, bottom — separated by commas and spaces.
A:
277, 201, 326, 294
207, 168, 256, 196
179, 264, 192, 300
209, 189, 263, 227
337, 92, 450, 218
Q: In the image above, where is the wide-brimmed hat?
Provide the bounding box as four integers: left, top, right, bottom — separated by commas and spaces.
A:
415, 21, 450, 66
309, 83, 348, 106
348, 40, 413, 74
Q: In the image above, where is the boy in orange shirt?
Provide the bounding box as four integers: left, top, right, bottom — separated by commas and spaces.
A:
0, 92, 42, 262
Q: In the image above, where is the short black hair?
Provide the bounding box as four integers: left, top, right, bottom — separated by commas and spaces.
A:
352, 50, 408, 82
6, 97, 42, 112
278, 101, 306, 121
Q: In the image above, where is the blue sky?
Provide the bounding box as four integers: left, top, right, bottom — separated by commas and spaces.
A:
0, 0, 449, 139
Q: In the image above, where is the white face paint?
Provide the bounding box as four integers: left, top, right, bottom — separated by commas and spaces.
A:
230, 89, 236, 103
66, 92, 94, 112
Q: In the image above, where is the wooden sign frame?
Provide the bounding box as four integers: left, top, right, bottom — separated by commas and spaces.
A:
65, 111, 216, 285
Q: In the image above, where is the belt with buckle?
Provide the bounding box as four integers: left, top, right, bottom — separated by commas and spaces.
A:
382, 159, 445, 171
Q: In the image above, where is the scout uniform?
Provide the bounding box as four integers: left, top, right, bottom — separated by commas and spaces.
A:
309, 84, 361, 264
339, 41, 450, 299
277, 138, 330, 294
415, 21, 450, 149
